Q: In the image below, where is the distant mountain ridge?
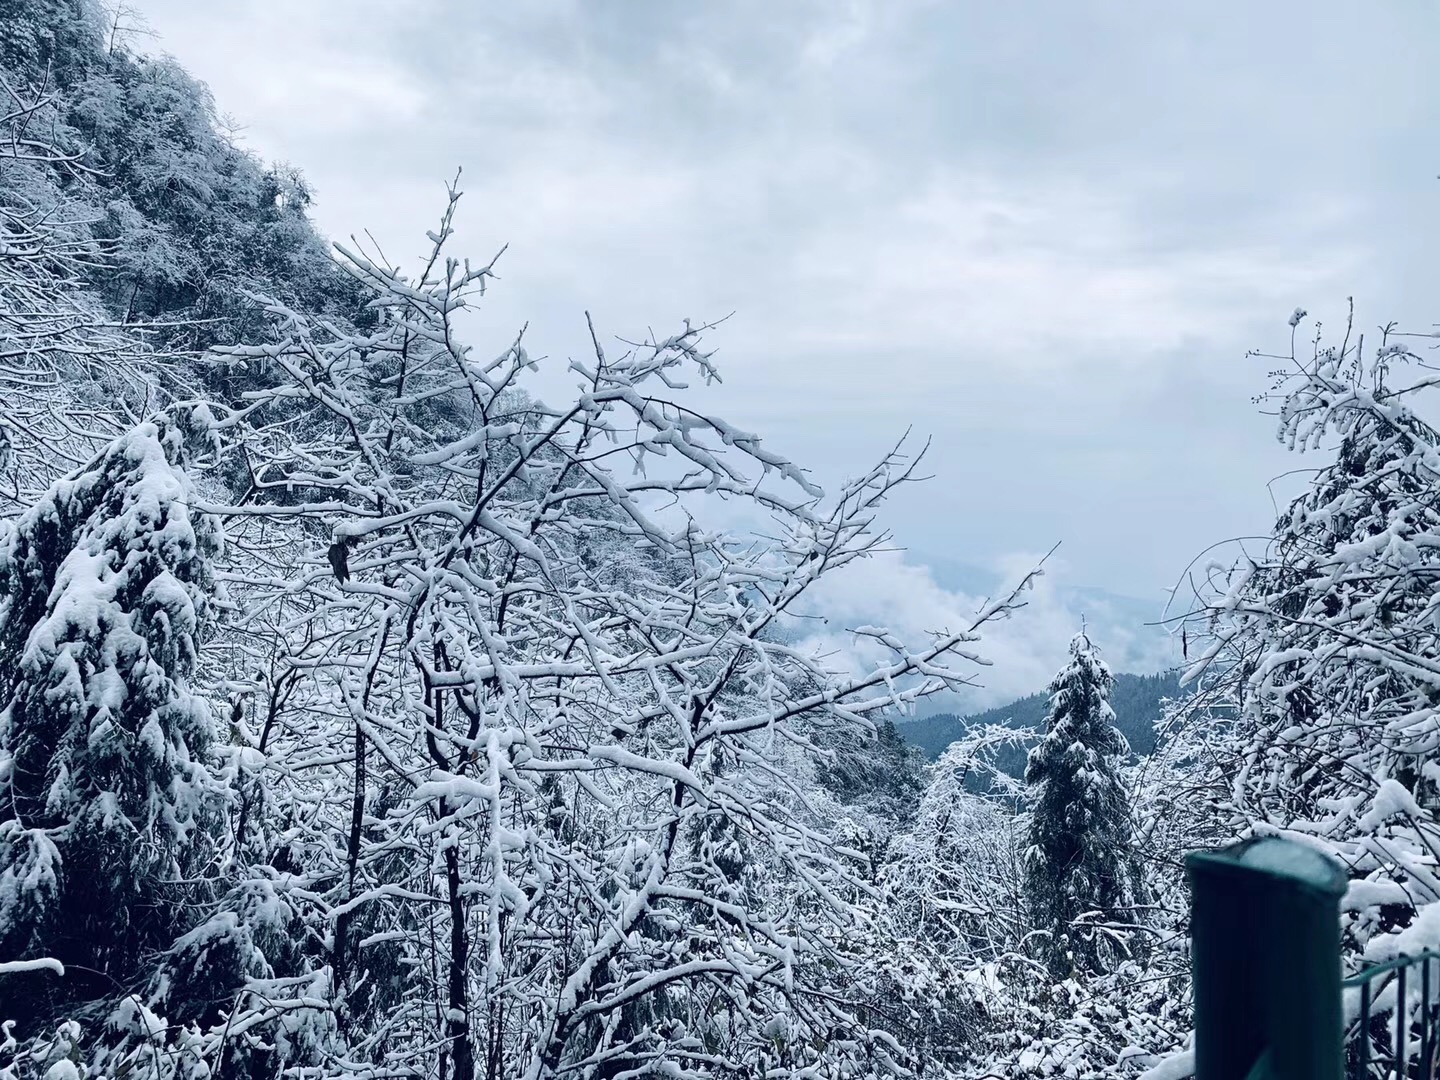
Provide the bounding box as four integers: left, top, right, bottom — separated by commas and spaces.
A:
898, 670, 1185, 774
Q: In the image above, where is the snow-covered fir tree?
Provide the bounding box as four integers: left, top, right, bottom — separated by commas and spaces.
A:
0, 415, 226, 1029
1023, 632, 1141, 978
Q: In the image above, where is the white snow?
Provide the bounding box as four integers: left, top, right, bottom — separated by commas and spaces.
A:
1238, 837, 1343, 887
1138, 1049, 1194, 1080
1356, 778, 1423, 833
0, 958, 63, 976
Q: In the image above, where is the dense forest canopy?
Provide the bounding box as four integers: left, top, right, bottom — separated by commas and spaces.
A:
0, 0, 365, 354
0, 3, 1433, 1079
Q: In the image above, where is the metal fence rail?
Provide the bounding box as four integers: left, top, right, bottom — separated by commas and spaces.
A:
1347, 950, 1440, 1080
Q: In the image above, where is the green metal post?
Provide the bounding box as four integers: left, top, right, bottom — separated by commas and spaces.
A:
1186, 837, 1347, 1080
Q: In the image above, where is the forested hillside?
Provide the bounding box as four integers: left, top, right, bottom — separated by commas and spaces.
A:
900, 669, 1183, 763
0, 0, 365, 355
0, 4, 1435, 1079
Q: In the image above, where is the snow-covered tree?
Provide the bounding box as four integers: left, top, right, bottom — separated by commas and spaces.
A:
0, 68, 158, 500
0, 414, 226, 1028
874, 727, 1032, 1071
1023, 632, 1141, 977
889, 727, 1031, 962
164, 180, 1046, 1080
1180, 307, 1440, 970
816, 717, 926, 825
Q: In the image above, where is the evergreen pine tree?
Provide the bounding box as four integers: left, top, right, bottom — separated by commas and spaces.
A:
0, 416, 226, 1027
1023, 631, 1140, 977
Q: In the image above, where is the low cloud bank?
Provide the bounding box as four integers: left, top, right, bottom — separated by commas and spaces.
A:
792, 549, 1180, 715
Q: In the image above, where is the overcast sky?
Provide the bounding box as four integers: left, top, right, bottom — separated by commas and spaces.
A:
127, 0, 1439, 691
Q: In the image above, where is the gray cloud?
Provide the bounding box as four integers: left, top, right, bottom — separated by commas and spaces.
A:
132, 0, 1438, 617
